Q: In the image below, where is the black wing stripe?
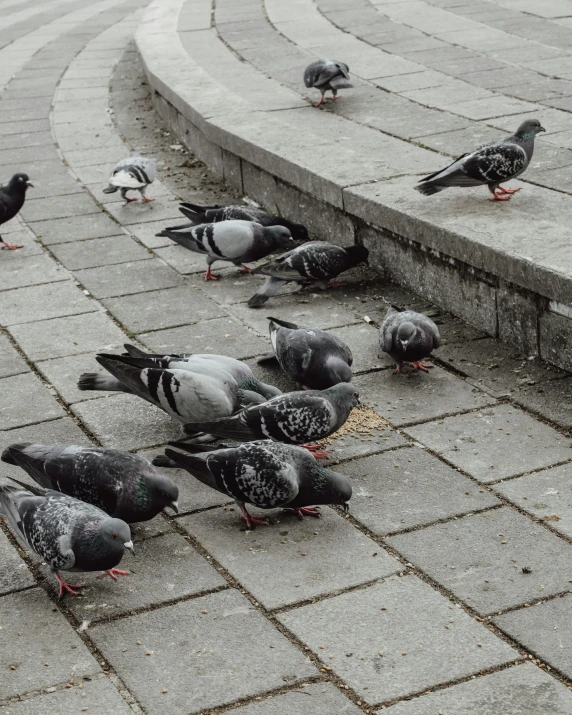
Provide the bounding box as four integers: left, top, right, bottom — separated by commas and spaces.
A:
162, 372, 181, 416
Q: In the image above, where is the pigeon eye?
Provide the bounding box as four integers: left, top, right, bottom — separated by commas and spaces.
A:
353, 392, 358, 398
111, 533, 117, 539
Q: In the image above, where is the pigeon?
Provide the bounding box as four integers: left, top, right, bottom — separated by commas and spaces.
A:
178, 202, 309, 242
163, 441, 352, 529
2, 443, 179, 523
248, 242, 369, 307
78, 344, 281, 402
156, 219, 295, 281
103, 154, 156, 204
183, 383, 360, 450
0, 173, 33, 250
415, 119, 545, 201
304, 59, 353, 107
265, 316, 353, 389
380, 310, 441, 374
0, 484, 134, 597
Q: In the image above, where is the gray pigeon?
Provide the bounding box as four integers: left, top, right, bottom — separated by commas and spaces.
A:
0, 484, 134, 598
156, 219, 294, 281
183, 383, 360, 451
178, 202, 309, 242
2, 444, 179, 523
265, 316, 353, 389
163, 440, 352, 529
0, 173, 33, 250
248, 242, 369, 307
103, 154, 156, 204
415, 119, 545, 200
78, 344, 281, 403
380, 310, 441, 374
304, 59, 353, 107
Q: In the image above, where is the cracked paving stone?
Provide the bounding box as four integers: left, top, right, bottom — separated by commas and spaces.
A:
225, 682, 364, 714
0, 530, 35, 597
0, 372, 66, 429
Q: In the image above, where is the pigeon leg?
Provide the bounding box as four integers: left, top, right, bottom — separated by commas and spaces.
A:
238, 265, 252, 273
98, 568, 130, 581
394, 365, 405, 375
0, 238, 23, 250
488, 186, 511, 202
55, 573, 82, 598
315, 92, 326, 107
204, 267, 219, 281
139, 186, 155, 203
497, 185, 520, 195
303, 443, 330, 459
239, 506, 268, 529
121, 188, 137, 204
284, 506, 321, 519
412, 361, 432, 372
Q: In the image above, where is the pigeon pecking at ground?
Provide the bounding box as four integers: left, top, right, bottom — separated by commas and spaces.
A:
156, 219, 295, 281
0, 484, 134, 597
247, 242, 369, 307
2, 443, 179, 523
380, 310, 441, 374
415, 119, 545, 201
79, 344, 281, 403
103, 153, 156, 204
261, 316, 353, 389
177, 202, 309, 242
163, 440, 352, 529
0, 173, 33, 250
304, 59, 353, 107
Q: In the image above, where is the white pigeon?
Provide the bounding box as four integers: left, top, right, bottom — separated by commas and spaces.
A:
103, 153, 156, 204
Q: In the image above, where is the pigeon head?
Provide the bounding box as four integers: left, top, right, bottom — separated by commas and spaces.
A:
515, 119, 545, 139
326, 382, 360, 407
310, 465, 352, 512
147, 473, 179, 513
100, 518, 134, 554
287, 222, 309, 242
265, 225, 295, 249
8, 173, 33, 191
344, 245, 369, 268
396, 321, 417, 350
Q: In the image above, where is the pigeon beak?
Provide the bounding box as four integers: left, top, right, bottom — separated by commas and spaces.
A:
123, 540, 135, 556
539, 126, 546, 132
26, 181, 34, 187
342, 502, 350, 513
170, 500, 179, 514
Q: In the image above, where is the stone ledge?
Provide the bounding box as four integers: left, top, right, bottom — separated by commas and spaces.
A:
135, 0, 572, 371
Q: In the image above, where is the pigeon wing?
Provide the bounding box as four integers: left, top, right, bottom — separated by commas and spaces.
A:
462, 142, 527, 184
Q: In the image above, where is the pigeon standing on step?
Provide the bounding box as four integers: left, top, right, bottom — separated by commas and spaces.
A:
304, 59, 353, 107
2, 443, 179, 523
0, 173, 33, 250
103, 154, 156, 204
156, 219, 295, 280
0, 484, 134, 598
265, 317, 353, 389
163, 441, 352, 529
380, 310, 441, 374
414, 119, 545, 201
248, 242, 369, 307
178, 202, 309, 242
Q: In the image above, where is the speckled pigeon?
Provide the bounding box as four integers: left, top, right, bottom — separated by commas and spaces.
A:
103, 153, 156, 204
415, 119, 545, 201
2, 443, 179, 523
266, 316, 353, 389
156, 219, 295, 280
304, 59, 353, 107
380, 310, 441, 374
0, 484, 134, 597
248, 242, 369, 307
0, 173, 33, 250
164, 440, 352, 529
178, 202, 309, 242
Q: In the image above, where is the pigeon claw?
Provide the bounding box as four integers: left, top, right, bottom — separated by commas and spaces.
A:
140, 197, 155, 203
303, 443, 330, 459
497, 186, 520, 195
238, 265, 252, 274
123, 197, 138, 204
284, 506, 321, 519
1, 241, 23, 250
55, 573, 82, 598
412, 361, 432, 372
99, 568, 130, 582
239, 508, 268, 529
204, 268, 219, 281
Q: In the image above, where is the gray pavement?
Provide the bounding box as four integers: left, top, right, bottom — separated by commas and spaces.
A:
1, 1, 572, 714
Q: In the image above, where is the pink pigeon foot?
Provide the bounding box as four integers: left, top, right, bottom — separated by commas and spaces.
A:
55, 573, 82, 598
1, 241, 22, 250
204, 267, 219, 281
412, 361, 432, 372
315, 95, 326, 107
394, 365, 405, 374
141, 197, 155, 203
497, 186, 520, 195
238, 265, 252, 273
284, 506, 321, 519
239, 507, 268, 529
99, 568, 130, 581
303, 443, 329, 459
123, 197, 138, 204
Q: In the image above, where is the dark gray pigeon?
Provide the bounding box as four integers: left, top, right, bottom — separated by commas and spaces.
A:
0, 173, 33, 250
248, 242, 369, 307
415, 119, 545, 201
183, 382, 360, 451
156, 219, 294, 281
164, 440, 351, 529
380, 310, 441, 374
103, 154, 156, 203
304, 59, 353, 107
2, 443, 179, 523
178, 202, 309, 242
0, 484, 134, 597
265, 316, 353, 389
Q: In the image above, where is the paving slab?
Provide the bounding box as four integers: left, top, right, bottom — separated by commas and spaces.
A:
49, 233, 149, 270
325, 322, 389, 374
0, 530, 35, 597
1, 280, 97, 326
324, 417, 408, 464
31, 213, 122, 245
89, 589, 317, 715
35, 352, 118, 405
104, 198, 182, 226
278, 575, 517, 704
20, 193, 100, 222
405, 404, 572, 483
388, 507, 572, 615
0, 372, 65, 429
125, 219, 172, 249
225, 682, 363, 714
153, 243, 215, 274
0, 253, 68, 291
75, 259, 184, 299
179, 507, 399, 609
0, 588, 100, 701
0, 333, 29, 379
379, 662, 572, 714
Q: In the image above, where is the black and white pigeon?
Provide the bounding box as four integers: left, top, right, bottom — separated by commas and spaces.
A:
304, 59, 353, 107
2, 443, 179, 523
248, 242, 369, 307
264, 316, 353, 389
103, 154, 156, 204
0, 173, 33, 250
78, 344, 281, 403
415, 119, 545, 201
178, 202, 309, 242
0, 484, 134, 598
156, 219, 295, 281
183, 383, 360, 452
380, 310, 441, 374
163, 441, 352, 529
